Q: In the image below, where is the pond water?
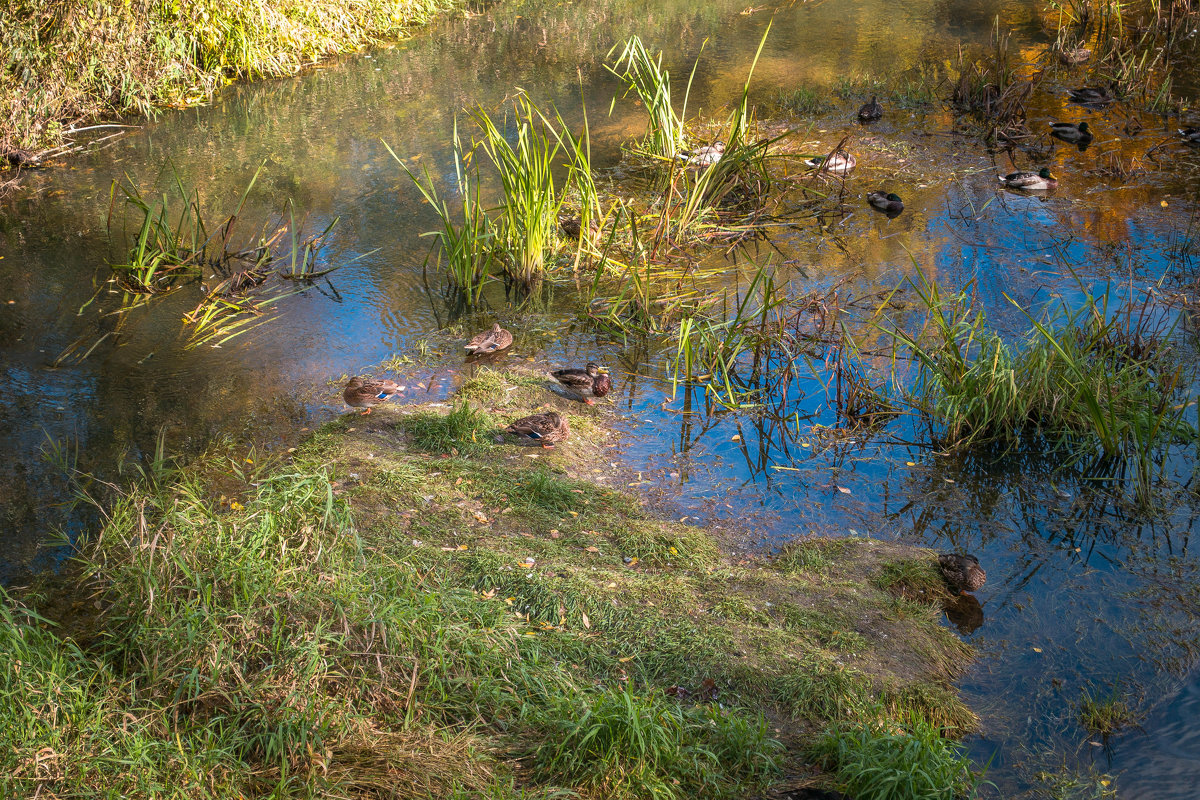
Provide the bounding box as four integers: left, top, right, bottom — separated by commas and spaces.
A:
3, 0, 1200, 795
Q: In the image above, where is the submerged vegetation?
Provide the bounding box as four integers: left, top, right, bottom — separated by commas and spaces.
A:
0, 0, 466, 154
0, 372, 977, 798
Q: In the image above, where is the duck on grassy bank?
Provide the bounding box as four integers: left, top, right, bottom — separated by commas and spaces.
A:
938, 553, 987, 595
343, 376, 400, 414
502, 410, 569, 448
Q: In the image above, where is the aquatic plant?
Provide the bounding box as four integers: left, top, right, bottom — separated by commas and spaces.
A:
473, 94, 565, 290
876, 268, 1197, 495
389, 124, 498, 305
608, 36, 695, 158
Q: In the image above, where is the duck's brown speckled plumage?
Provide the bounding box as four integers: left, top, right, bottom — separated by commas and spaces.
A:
938, 553, 987, 594
551, 362, 611, 405
503, 411, 570, 447
464, 323, 513, 354
343, 376, 400, 414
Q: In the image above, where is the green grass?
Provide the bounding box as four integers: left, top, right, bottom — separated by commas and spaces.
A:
1079, 685, 1140, 737
810, 713, 984, 799
0, 368, 977, 798
0, 0, 465, 152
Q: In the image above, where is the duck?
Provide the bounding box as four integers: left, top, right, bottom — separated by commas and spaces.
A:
503, 410, 569, 448
343, 376, 401, 415
464, 323, 513, 355
1049, 121, 1093, 144
938, 553, 987, 595
3, 149, 36, 168
550, 362, 611, 405
998, 167, 1058, 191
857, 95, 883, 122
1178, 127, 1200, 144
1058, 46, 1091, 65
1067, 85, 1115, 105
803, 151, 856, 175
558, 211, 600, 242
676, 141, 725, 167
866, 191, 904, 215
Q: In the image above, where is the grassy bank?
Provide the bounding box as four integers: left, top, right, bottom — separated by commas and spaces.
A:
0, 0, 461, 154
1, 368, 978, 798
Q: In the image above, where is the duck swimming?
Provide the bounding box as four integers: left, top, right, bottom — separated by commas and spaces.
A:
804, 151, 856, 175
867, 191, 904, 215
999, 167, 1058, 191
550, 362, 611, 405
938, 553, 987, 595
1067, 85, 1115, 106
857, 96, 883, 122
1049, 121, 1092, 144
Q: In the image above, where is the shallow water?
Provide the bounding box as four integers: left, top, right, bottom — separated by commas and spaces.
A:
4, 0, 1200, 794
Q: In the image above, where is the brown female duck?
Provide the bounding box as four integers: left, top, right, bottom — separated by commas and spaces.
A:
938, 553, 987, 595
503, 410, 569, 448
550, 362, 611, 405
342, 376, 401, 414
464, 323, 513, 354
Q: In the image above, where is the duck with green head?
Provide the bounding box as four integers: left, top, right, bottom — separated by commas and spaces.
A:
867, 191, 904, 215
550, 362, 611, 405
1050, 121, 1092, 144
999, 167, 1058, 191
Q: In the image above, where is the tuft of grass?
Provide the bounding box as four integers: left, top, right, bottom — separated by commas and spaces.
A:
404, 402, 493, 455
527, 686, 782, 799
777, 86, 827, 116
607, 36, 694, 159
874, 558, 946, 599
810, 713, 984, 800
1079, 686, 1139, 737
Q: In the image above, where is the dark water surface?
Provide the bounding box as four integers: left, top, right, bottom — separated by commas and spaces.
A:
3, 0, 1200, 794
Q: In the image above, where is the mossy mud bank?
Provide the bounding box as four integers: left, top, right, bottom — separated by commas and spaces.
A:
0, 0, 464, 158
1, 367, 979, 798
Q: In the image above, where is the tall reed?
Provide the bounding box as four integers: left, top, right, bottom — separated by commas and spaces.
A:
608, 36, 695, 158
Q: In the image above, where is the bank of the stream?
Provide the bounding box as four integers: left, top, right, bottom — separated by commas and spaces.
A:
0, 367, 979, 798
0, 0, 465, 156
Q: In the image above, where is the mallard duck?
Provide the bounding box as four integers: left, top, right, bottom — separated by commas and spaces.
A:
1049, 121, 1093, 144
938, 553, 987, 594
1058, 46, 1091, 65
867, 191, 904, 215
999, 167, 1058, 191
676, 141, 725, 167
503, 410, 569, 448
342, 376, 401, 414
1067, 85, 1115, 105
558, 211, 599, 242
464, 323, 513, 354
857, 95, 883, 122
550, 362, 611, 405
1179, 127, 1200, 144
804, 151, 856, 175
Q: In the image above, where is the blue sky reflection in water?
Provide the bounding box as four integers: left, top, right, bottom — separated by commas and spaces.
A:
3, 0, 1200, 794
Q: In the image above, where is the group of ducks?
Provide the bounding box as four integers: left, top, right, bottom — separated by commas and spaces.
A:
679, 84, 1200, 214
341, 323, 611, 448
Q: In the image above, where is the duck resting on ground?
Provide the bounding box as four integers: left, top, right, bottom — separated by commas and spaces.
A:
857, 95, 883, 122
503, 410, 569, 448
550, 362, 611, 405
676, 141, 725, 167
464, 323, 513, 354
343, 376, 401, 414
559, 211, 600, 243
803, 151, 856, 175
938, 553, 987, 595
1049, 121, 1093, 144
999, 167, 1058, 191
867, 191, 904, 215
1058, 46, 1091, 65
